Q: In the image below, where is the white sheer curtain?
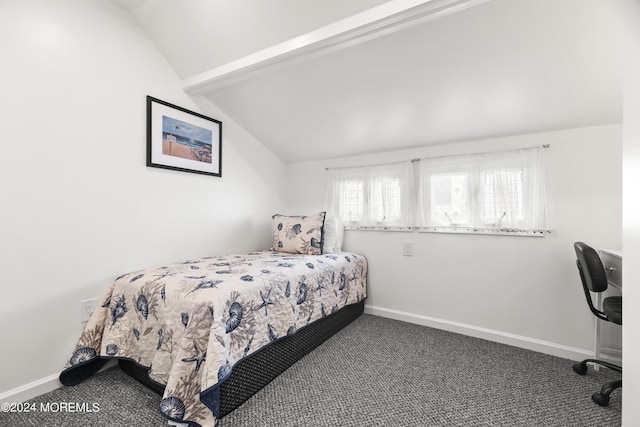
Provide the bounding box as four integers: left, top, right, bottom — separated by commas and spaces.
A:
325, 147, 549, 235
325, 161, 415, 229
417, 147, 549, 235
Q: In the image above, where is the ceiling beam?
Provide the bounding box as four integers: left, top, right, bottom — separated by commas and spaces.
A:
181, 0, 492, 94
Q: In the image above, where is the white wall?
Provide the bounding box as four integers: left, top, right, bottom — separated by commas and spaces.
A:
0, 0, 286, 395
286, 124, 622, 358
623, 0, 640, 424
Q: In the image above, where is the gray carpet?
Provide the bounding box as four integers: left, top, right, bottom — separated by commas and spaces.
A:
0, 314, 621, 426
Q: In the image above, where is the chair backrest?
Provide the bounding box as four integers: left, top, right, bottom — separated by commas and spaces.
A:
574, 241, 611, 321
574, 242, 608, 293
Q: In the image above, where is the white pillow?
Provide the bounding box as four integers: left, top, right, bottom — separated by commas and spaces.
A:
323, 216, 344, 253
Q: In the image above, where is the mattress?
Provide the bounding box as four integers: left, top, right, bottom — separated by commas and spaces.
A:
60, 250, 367, 427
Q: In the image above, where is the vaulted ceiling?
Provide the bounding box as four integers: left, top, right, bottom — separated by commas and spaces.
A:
113, 0, 624, 163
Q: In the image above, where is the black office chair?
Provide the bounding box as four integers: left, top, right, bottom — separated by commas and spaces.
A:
572, 241, 622, 406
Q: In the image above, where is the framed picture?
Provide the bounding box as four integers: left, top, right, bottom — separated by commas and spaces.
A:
146, 96, 222, 177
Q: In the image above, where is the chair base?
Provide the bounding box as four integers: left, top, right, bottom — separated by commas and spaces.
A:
572, 359, 622, 407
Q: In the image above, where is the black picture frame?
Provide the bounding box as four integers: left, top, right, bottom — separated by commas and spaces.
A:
146, 96, 222, 177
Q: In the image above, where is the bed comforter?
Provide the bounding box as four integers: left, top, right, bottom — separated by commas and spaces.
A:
60, 251, 367, 427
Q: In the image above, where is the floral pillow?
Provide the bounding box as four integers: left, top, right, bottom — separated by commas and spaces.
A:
272, 212, 326, 255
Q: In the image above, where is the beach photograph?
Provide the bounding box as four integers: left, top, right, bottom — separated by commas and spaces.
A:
162, 115, 213, 164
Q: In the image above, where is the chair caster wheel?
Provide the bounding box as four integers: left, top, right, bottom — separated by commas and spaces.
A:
573, 362, 587, 375
592, 392, 610, 407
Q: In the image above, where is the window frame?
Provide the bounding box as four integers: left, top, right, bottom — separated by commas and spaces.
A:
326, 147, 549, 236
326, 161, 415, 231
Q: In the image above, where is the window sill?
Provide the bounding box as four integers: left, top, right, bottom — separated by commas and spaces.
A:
418, 226, 550, 237
343, 225, 551, 237
344, 225, 414, 232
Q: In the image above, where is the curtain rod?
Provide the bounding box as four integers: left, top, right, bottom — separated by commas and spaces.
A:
325, 144, 550, 170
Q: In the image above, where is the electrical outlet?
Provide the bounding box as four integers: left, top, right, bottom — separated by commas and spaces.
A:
402, 242, 414, 256
81, 298, 98, 323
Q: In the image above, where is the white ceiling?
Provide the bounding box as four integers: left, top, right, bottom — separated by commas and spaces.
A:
114, 0, 389, 77
115, 0, 624, 163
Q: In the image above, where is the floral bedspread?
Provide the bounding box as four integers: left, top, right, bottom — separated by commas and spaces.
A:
60, 251, 367, 427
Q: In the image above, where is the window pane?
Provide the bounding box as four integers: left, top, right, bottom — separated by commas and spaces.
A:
340, 180, 364, 223
372, 178, 402, 222
483, 170, 524, 222
430, 173, 468, 224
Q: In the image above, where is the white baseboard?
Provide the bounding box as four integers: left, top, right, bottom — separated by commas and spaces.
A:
0, 359, 117, 404
0, 373, 62, 405
364, 304, 593, 361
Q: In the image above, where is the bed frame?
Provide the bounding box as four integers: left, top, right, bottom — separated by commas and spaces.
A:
119, 300, 364, 418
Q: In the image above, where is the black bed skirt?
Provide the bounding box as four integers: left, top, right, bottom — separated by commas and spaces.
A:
119, 300, 364, 418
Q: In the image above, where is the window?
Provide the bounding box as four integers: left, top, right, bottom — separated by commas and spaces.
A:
482, 169, 524, 224
372, 176, 403, 223
326, 146, 549, 235
325, 162, 414, 229
430, 173, 469, 225
417, 147, 548, 235
339, 179, 364, 223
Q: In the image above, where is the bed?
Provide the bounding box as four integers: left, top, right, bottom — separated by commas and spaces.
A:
60, 214, 367, 427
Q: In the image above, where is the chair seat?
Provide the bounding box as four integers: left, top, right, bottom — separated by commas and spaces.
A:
603, 296, 622, 325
